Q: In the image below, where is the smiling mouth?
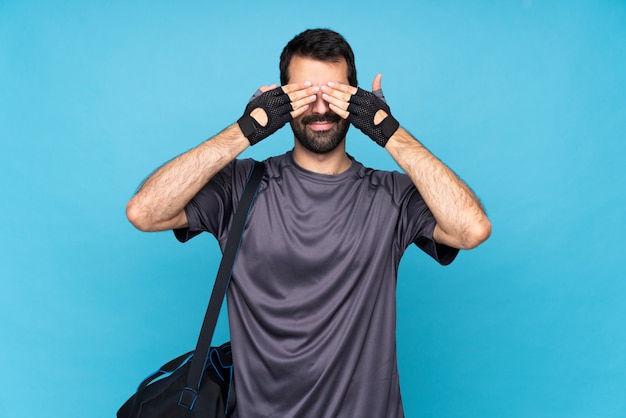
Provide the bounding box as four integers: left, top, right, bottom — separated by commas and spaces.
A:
303, 114, 340, 131
307, 121, 335, 131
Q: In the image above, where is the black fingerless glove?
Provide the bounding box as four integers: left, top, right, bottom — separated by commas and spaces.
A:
237, 87, 293, 145
347, 88, 400, 147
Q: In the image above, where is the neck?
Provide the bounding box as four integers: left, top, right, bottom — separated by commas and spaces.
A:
292, 140, 352, 175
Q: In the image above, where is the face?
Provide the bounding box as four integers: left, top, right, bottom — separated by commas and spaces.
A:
287, 55, 350, 154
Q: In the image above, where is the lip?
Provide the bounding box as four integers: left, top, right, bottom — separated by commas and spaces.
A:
307, 121, 335, 131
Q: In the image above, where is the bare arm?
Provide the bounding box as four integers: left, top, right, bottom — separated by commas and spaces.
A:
322, 75, 491, 249
126, 124, 249, 232
126, 82, 318, 232
384, 128, 491, 249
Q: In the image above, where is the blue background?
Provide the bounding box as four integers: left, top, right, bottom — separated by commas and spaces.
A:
1, 0, 625, 417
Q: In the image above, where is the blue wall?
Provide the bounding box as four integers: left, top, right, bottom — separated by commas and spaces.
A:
1, 1, 625, 417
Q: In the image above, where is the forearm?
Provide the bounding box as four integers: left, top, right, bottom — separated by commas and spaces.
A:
126, 124, 249, 231
385, 127, 491, 249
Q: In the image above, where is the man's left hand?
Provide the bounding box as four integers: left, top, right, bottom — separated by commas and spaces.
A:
321, 74, 400, 147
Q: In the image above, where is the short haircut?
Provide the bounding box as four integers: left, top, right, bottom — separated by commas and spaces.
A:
279, 29, 358, 87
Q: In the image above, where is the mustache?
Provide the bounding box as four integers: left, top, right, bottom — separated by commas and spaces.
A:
301, 113, 341, 125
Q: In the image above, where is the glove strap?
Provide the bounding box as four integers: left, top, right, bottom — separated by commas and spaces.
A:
380, 116, 400, 143
237, 115, 257, 139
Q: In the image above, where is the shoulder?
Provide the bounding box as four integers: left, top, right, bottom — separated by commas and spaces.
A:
355, 160, 416, 203
261, 151, 296, 179
217, 158, 258, 187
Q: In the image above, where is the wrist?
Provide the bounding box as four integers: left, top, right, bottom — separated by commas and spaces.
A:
208, 124, 252, 152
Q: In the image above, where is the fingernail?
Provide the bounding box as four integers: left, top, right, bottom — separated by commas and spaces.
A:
304, 81, 312, 87
327, 82, 335, 86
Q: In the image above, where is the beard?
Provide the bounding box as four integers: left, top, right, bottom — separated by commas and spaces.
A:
290, 112, 350, 154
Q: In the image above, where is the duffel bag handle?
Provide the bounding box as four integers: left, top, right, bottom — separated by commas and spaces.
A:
136, 351, 194, 392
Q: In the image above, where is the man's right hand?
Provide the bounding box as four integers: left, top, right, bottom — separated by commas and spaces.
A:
237, 82, 318, 145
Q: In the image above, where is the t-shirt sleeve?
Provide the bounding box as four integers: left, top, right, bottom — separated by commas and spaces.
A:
173, 159, 254, 243
395, 177, 459, 266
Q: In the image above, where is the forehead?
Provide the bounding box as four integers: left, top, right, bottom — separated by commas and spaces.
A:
287, 55, 349, 85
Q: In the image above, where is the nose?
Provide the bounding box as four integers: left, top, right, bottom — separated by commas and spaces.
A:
311, 90, 330, 115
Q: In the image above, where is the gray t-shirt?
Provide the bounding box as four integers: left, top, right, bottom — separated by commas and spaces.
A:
175, 151, 458, 418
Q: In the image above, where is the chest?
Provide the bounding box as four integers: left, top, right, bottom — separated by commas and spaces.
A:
241, 177, 399, 273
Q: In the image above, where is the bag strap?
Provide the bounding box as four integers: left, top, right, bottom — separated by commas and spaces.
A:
179, 160, 265, 410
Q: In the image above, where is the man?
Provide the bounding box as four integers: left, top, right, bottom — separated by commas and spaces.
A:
127, 29, 491, 418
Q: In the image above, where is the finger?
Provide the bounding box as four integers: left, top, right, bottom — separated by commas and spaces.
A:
259, 84, 279, 93
328, 103, 350, 120
322, 90, 349, 112
291, 92, 317, 112
290, 104, 310, 119
326, 81, 357, 96
282, 81, 313, 95
372, 74, 382, 92
321, 84, 352, 104
287, 85, 319, 103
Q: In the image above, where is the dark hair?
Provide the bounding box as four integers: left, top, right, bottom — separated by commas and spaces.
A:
279, 29, 357, 87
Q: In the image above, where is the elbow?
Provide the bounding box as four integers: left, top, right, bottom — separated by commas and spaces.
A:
462, 217, 492, 250
126, 199, 153, 232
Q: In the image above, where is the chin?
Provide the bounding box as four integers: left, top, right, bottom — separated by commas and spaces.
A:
291, 120, 350, 154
